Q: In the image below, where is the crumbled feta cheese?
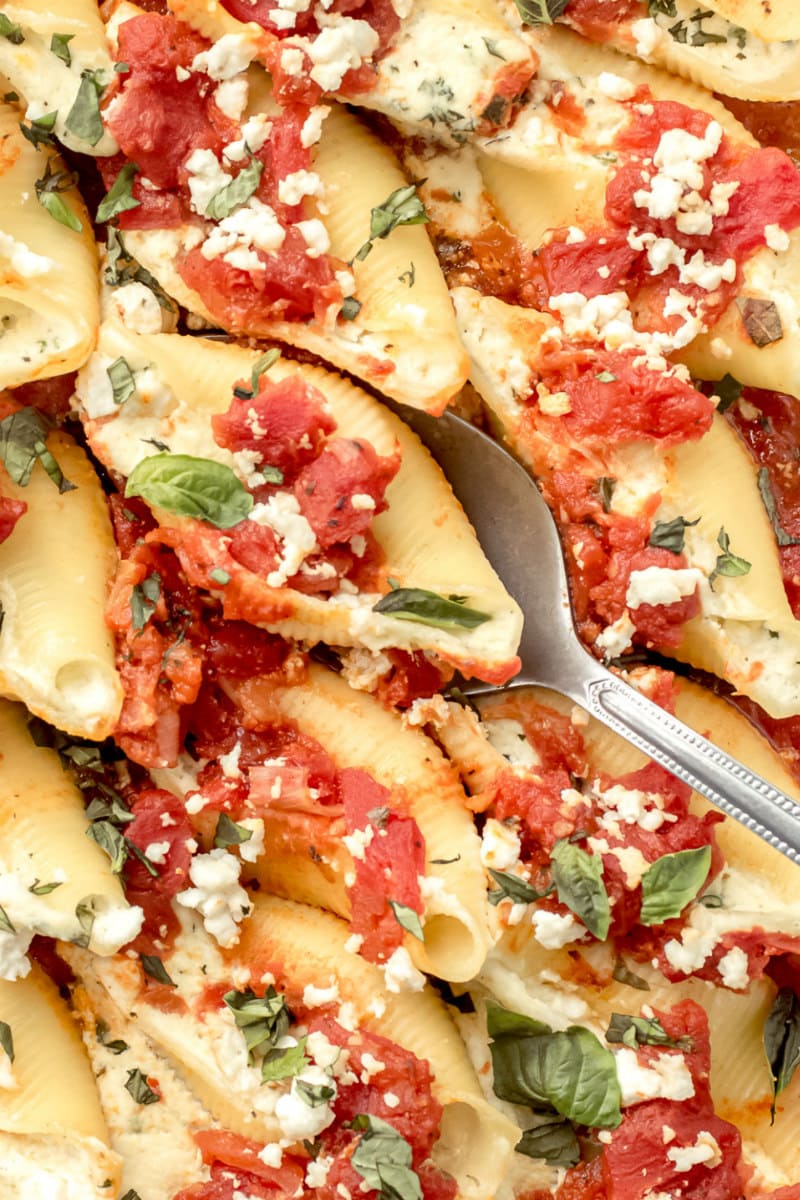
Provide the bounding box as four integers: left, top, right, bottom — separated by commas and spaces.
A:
667, 1131, 722, 1171
301, 105, 330, 147
626, 566, 703, 609
258, 1143, 284, 1168
404, 694, 450, 728
186, 148, 232, 217
765, 224, 790, 253
305, 1156, 334, 1188
192, 34, 255, 80
717, 945, 749, 991
0, 230, 54, 278
480, 818, 521, 872
218, 742, 243, 780
595, 612, 636, 659
303, 17, 380, 91
296, 218, 331, 259
342, 825, 375, 861
109, 281, 163, 334
275, 1067, 337, 1139
614, 1047, 695, 1106
597, 72, 636, 101
382, 946, 426, 993
303, 981, 340, 1007
663, 928, 720, 974
278, 169, 323, 206
144, 840, 171, 865
237, 817, 266, 864
0, 929, 33, 981
344, 933, 364, 954
201, 198, 286, 262
176, 849, 250, 947
350, 492, 376, 511
215, 76, 249, 122
531, 909, 586, 949
248, 492, 318, 586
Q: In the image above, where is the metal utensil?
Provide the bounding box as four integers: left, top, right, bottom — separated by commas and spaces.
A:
396, 403, 800, 865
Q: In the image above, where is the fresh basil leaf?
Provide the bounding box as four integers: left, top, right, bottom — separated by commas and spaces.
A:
130, 571, 161, 632
757, 468, 800, 547
487, 869, 553, 907
389, 900, 424, 941
0, 411, 70, 493
515, 1114, 580, 1167
639, 846, 712, 925
50, 32, 74, 64
125, 453, 253, 529
550, 839, 610, 941
354, 184, 429, 261
612, 956, 650, 991
0, 905, 14, 934
341, 296, 362, 320
233, 347, 281, 400
261, 1037, 309, 1082
373, 586, 490, 630
214, 812, 253, 849
35, 160, 83, 232
206, 157, 263, 221
597, 476, 615, 513
712, 373, 743, 413
736, 297, 783, 348
0, 1020, 13, 1063
65, 69, 105, 146
74, 900, 96, 948
513, 0, 569, 25
606, 1013, 690, 1050
351, 1115, 423, 1200
296, 1079, 336, 1107
97, 163, 140, 222
20, 111, 58, 149
486, 1001, 551, 1040
710, 527, 751, 589
764, 988, 800, 1122
0, 12, 24, 43
488, 1003, 622, 1128
125, 1067, 160, 1105
96, 1021, 129, 1055
105, 228, 176, 312
224, 986, 291, 1063
28, 878, 63, 896
649, 515, 700, 555
87, 820, 128, 873
141, 954, 176, 987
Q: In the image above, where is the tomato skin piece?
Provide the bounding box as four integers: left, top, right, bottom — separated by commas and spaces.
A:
123, 787, 195, 955
294, 438, 400, 549
0, 496, 26, 544
561, 0, 642, 40
212, 376, 337, 480
374, 650, 454, 710
205, 619, 292, 678
228, 521, 281, 576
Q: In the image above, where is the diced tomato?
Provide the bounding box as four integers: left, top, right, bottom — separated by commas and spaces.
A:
205, 619, 292, 678
124, 788, 195, 955
374, 650, 454, 710
341, 767, 425, 962
10, 372, 76, 419
0, 496, 26, 544
172, 1163, 294, 1200
492, 767, 585, 870
294, 438, 400, 549
561, 0, 642, 41
527, 231, 638, 305
212, 375, 337, 481
227, 521, 281, 576
109, 495, 157, 558
194, 1131, 306, 1191
484, 696, 588, 777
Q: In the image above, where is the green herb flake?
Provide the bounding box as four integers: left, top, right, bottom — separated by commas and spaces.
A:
141, 954, 176, 987
206, 157, 263, 221
639, 845, 712, 926
487, 869, 552, 907
350, 1115, 423, 1200
107, 357, 137, 407
340, 296, 362, 321
0, 905, 14, 934
296, 1079, 336, 1107
121, 1191, 143, 1200
515, 1114, 580, 1167
757, 468, 800, 548
0, 12, 24, 43
606, 1013, 690, 1050
233, 347, 281, 400
97, 163, 140, 223
210, 568, 231, 585
712, 373, 743, 413
223, 986, 291, 1064
388, 900, 425, 941
125, 1067, 160, 1105
125, 453, 253, 529
763, 988, 800, 1123
0, 1021, 13, 1063
710, 527, 751, 589
65, 69, 105, 147
597, 476, 616, 513
550, 839, 610, 941
373, 586, 491, 630
20, 111, 58, 150
354, 183, 429, 262
513, 0, 569, 25
649, 515, 700, 555
0, 410, 75, 493
50, 32, 74, 64
612, 956, 650, 991
596, 370, 616, 383
35, 160, 83, 232
74, 900, 96, 948
261, 1037, 310, 1083
214, 812, 253, 850
28, 878, 63, 896
87, 820, 128, 874
130, 571, 161, 632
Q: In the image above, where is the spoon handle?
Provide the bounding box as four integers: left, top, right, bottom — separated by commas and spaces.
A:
572, 665, 800, 864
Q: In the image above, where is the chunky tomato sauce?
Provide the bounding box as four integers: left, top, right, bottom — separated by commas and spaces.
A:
560, 0, 643, 42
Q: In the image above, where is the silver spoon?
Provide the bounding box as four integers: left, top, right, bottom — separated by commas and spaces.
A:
395, 403, 800, 865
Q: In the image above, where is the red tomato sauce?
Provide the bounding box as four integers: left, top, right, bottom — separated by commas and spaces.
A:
561, 0, 643, 42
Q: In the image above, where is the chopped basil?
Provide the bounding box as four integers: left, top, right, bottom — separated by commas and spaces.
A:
141, 954, 176, 987
87, 820, 128, 873
214, 813, 253, 849
389, 900, 424, 941
487, 1000, 622, 1129
736, 297, 783, 348
125, 1067, 160, 1105
712, 373, 743, 413
373, 586, 491, 630
233, 347, 281, 400
515, 1115, 580, 1167
260, 465, 284, 485
121, 1191, 143, 1200
65, 69, 105, 146
114, 62, 130, 74
648, 0, 677, 14
597, 476, 615, 513
142, 438, 170, 453
0, 905, 14, 934
296, 1079, 336, 1107
340, 296, 362, 320
550, 839, 610, 941
97, 163, 140, 222
224, 986, 291, 1064
482, 36, 506, 58
758, 468, 800, 547
125, 453, 253, 529
763, 988, 800, 1122
210, 567, 231, 585
596, 370, 616, 383
20, 111, 58, 150
0, 409, 73, 494
710, 527, 751, 589
101, 1036, 129, 1055
107, 357, 136, 407
206, 157, 263, 221
3, 91, 18, 102
487, 869, 553, 907
50, 32, 74, 64
639, 845, 712, 926
28, 878, 63, 896
127, 840, 160, 878
0, 13, 24, 43
354, 183, 429, 262
130, 571, 161, 632
74, 900, 96, 948
105, 228, 175, 311
649, 515, 699, 555
35, 160, 83, 232
261, 1037, 310, 1083
398, 262, 415, 287
612, 956, 650, 991
606, 1013, 690, 1051
513, 0, 569, 24
0, 1021, 13, 1063
351, 1115, 423, 1200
